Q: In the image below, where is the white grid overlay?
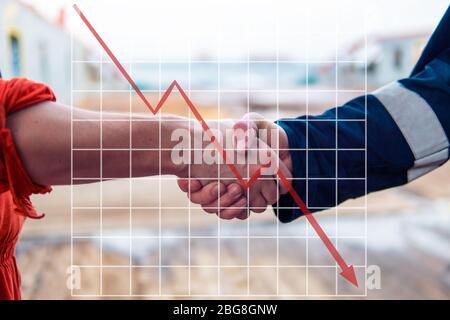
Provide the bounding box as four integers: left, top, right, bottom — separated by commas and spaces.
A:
70, 2, 369, 298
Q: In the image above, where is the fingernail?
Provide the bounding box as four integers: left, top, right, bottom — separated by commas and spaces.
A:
230, 185, 241, 197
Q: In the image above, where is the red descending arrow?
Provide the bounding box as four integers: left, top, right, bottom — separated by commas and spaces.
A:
276, 171, 358, 286
73, 4, 358, 287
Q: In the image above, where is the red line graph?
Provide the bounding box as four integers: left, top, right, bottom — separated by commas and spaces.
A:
73, 4, 358, 287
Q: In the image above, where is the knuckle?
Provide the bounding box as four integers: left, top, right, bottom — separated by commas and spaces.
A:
218, 211, 236, 220
235, 211, 249, 220
202, 205, 219, 214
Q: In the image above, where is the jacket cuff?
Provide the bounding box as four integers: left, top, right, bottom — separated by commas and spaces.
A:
272, 120, 307, 223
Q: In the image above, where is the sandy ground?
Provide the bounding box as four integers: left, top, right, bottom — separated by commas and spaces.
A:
14, 94, 450, 299
17, 163, 450, 299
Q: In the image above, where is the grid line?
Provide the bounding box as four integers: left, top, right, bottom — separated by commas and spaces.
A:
70, 3, 368, 298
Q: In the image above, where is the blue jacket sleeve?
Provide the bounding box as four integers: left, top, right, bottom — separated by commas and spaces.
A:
273, 47, 450, 223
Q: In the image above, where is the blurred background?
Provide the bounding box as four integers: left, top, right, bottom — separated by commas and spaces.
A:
0, 0, 449, 299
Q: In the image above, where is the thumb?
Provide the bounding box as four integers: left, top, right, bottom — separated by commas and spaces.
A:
232, 114, 259, 150
233, 113, 291, 167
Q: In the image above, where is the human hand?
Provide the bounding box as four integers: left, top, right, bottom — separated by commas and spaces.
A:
177, 113, 292, 219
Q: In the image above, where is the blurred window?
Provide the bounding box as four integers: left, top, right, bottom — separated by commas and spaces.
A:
367, 62, 377, 74
9, 33, 21, 76
393, 47, 403, 70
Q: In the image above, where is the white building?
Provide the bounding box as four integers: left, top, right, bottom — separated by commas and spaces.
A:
337, 31, 430, 89
0, 0, 99, 104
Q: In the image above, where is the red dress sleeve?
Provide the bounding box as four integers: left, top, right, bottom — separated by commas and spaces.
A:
0, 78, 56, 219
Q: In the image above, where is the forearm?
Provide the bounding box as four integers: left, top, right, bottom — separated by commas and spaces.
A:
6, 101, 188, 186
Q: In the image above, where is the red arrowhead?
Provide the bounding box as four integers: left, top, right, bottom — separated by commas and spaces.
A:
340, 265, 359, 287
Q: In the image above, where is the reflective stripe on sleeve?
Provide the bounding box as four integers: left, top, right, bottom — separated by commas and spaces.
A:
373, 81, 449, 181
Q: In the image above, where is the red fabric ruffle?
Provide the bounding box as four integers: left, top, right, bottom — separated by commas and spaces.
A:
0, 78, 56, 219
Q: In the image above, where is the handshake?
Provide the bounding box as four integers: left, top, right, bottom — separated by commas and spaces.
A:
169, 113, 293, 220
